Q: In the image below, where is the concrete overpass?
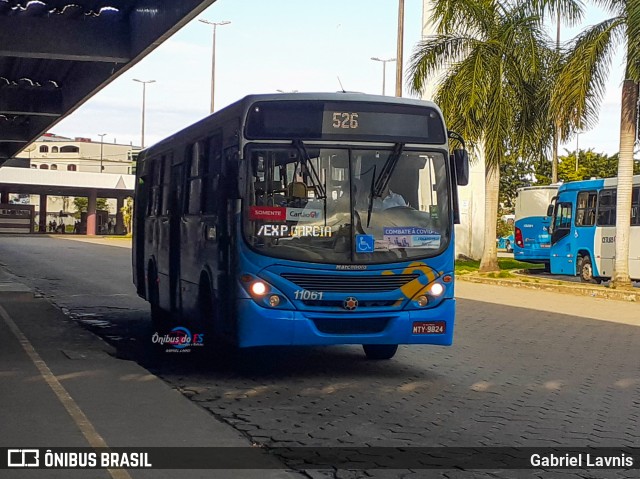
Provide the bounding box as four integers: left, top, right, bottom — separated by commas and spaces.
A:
0, 166, 134, 234
0, 0, 216, 163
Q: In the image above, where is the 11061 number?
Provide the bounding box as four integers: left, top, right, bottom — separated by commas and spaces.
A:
294, 290, 324, 300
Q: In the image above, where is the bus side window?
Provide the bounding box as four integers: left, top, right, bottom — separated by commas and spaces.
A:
597, 190, 616, 226
575, 191, 597, 226
146, 161, 156, 216
160, 155, 172, 216
151, 158, 164, 217
186, 143, 203, 215
202, 134, 222, 214
632, 187, 639, 225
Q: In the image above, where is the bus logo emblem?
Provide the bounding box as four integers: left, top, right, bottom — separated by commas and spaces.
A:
343, 297, 358, 311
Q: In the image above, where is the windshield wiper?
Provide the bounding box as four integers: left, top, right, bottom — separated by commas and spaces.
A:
366, 143, 405, 227
373, 142, 404, 197
292, 140, 326, 199
366, 165, 377, 227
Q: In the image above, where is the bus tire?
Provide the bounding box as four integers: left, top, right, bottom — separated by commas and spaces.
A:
362, 344, 398, 360
148, 264, 170, 329
578, 255, 600, 284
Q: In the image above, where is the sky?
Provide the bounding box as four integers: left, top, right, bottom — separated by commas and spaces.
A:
51, 0, 625, 156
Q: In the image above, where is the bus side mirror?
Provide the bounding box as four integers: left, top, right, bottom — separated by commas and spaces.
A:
452, 149, 469, 186
546, 204, 554, 217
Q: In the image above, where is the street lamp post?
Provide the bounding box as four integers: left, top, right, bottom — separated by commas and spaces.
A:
98, 133, 106, 173
576, 131, 580, 172
132, 79, 155, 149
199, 19, 231, 113
371, 57, 396, 95
395, 0, 404, 97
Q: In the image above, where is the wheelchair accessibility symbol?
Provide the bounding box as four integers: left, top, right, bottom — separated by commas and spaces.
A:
356, 234, 375, 253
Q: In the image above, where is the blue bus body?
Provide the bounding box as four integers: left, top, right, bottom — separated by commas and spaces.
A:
513, 186, 558, 264
132, 93, 468, 358
549, 176, 640, 282
235, 234, 456, 348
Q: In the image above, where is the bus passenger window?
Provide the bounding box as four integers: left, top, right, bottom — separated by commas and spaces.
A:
597, 190, 616, 226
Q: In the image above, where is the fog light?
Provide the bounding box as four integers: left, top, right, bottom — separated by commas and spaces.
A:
251, 281, 267, 296
416, 295, 428, 307
268, 295, 281, 307
428, 282, 444, 296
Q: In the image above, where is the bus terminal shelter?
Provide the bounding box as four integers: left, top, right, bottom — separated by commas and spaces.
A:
0, 167, 134, 235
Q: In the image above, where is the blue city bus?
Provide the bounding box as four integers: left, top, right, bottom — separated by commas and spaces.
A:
132, 93, 469, 359
513, 185, 558, 265
548, 175, 640, 282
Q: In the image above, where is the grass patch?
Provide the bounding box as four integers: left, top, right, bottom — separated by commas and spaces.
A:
455, 258, 542, 274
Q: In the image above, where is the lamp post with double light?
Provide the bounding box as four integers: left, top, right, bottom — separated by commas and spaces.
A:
199, 19, 231, 113
371, 57, 396, 96
133, 79, 155, 149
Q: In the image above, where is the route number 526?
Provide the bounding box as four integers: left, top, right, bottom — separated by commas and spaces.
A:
332, 112, 359, 129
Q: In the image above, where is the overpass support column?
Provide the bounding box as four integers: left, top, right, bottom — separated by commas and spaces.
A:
39, 194, 47, 233
87, 190, 97, 236
0, 190, 8, 204
115, 197, 125, 235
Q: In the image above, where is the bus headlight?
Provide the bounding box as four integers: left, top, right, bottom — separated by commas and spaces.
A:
428, 282, 445, 297
239, 274, 290, 309
416, 295, 429, 307
251, 281, 268, 296
268, 295, 281, 307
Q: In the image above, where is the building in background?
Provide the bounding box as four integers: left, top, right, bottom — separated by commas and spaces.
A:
421, 1, 486, 259
3, 133, 139, 233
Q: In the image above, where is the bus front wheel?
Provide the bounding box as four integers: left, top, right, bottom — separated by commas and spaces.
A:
363, 344, 398, 360
578, 255, 601, 284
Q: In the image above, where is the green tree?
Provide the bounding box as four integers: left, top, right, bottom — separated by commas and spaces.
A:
552, 1, 640, 287
73, 197, 109, 219
409, 0, 568, 271
500, 154, 535, 211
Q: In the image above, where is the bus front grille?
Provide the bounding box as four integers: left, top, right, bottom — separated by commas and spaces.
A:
281, 273, 419, 292
301, 299, 399, 308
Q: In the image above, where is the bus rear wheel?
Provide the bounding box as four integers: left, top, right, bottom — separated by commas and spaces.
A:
362, 344, 398, 360
578, 255, 601, 284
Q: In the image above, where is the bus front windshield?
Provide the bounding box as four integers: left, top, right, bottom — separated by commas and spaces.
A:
243, 145, 450, 264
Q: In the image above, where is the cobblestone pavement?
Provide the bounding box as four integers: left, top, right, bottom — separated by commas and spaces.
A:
0, 237, 638, 478
152, 295, 639, 478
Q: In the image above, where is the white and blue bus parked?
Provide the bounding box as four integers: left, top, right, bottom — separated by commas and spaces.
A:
513, 185, 558, 265
548, 175, 640, 282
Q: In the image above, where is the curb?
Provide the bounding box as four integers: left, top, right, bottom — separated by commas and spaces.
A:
458, 273, 639, 302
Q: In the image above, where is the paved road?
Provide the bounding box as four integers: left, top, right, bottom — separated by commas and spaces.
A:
1, 236, 638, 478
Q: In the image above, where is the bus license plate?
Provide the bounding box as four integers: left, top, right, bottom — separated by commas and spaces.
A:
412, 321, 446, 334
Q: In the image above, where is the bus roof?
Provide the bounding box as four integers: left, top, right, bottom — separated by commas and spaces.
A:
239, 92, 442, 110
140, 92, 447, 157
516, 185, 559, 192
557, 174, 640, 193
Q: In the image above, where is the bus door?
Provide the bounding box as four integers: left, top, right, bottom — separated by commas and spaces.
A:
550, 201, 575, 275
180, 141, 206, 319
198, 134, 227, 334
156, 153, 174, 311
168, 160, 185, 311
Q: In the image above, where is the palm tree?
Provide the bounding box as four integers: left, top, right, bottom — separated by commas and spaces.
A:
554, 1, 639, 287
409, 0, 560, 272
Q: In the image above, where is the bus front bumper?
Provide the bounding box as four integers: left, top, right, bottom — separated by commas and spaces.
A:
236, 298, 455, 348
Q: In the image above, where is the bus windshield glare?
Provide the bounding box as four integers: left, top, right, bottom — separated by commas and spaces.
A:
243, 144, 450, 264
